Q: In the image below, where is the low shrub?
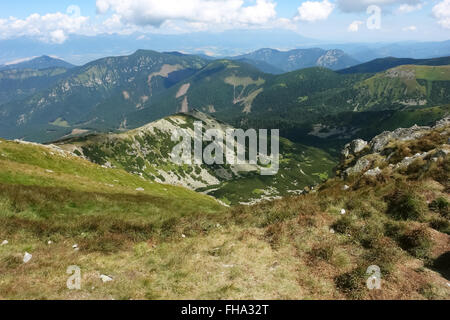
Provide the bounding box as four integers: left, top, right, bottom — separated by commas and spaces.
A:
398, 227, 432, 259
332, 216, 355, 234
310, 243, 335, 262
385, 189, 425, 221
429, 218, 450, 234
335, 266, 366, 299
429, 197, 449, 218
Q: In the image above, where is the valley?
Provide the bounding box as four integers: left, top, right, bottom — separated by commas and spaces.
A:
0, 116, 448, 300
0, 48, 449, 300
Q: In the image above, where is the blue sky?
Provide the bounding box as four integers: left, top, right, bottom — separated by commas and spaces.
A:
0, 0, 449, 43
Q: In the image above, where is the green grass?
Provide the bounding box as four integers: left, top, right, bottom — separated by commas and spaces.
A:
0, 123, 449, 300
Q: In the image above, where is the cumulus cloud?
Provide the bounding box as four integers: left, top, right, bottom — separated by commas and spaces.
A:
433, 0, 450, 28
348, 20, 363, 32
96, 0, 277, 28
0, 6, 90, 43
337, 0, 422, 13
295, 0, 335, 22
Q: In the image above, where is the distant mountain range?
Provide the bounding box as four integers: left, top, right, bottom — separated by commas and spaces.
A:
0, 55, 75, 71
338, 56, 450, 74
1, 33, 449, 66
0, 55, 76, 106
0, 49, 449, 152
320, 40, 450, 62
231, 48, 360, 73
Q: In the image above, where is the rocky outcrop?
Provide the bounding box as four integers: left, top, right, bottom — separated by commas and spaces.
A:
340, 117, 450, 178
370, 125, 431, 153
341, 139, 368, 158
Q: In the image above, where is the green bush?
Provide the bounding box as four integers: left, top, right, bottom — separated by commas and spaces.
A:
310, 243, 335, 262
385, 189, 425, 221
332, 216, 355, 234
399, 227, 432, 259
429, 197, 449, 218
335, 266, 366, 299
356, 221, 385, 248
363, 238, 400, 275
429, 218, 450, 235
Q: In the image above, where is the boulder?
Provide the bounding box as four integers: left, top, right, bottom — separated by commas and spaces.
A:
342, 139, 368, 158
434, 116, 450, 129
345, 158, 371, 176
364, 167, 382, 177
370, 125, 430, 153
395, 152, 427, 169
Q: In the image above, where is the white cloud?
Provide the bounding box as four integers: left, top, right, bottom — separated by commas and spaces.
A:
0, 6, 90, 43
348, 20, 363, 32
433, 0, 450, 28
96, 0, 277, 28
396, 3, 423, 14
402, 25, 417, 31
49, 29, 67, 44
295, 0, 335, 22
337, 0, 421, 12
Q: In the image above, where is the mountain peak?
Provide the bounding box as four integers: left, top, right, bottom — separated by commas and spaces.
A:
0, 55, 75, 71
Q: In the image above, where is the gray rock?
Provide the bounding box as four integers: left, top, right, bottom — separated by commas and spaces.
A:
370, 125, 429, 153
345, 158, 371, 176
394, 152, 426, 169
342, 139, 368, 158
434, 116, 450, 129
432, 147, 450, 159
364, 167, 382, 177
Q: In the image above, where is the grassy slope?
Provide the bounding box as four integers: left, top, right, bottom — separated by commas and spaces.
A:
0, 123, 448, 299
0, 138, 229, 298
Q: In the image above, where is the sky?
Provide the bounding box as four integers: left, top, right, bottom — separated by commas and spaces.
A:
0, 0, 449, 44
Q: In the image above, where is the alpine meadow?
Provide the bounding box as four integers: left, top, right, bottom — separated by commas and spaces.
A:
0, 0, 449, 306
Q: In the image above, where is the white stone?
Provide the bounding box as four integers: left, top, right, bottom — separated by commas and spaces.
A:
23, 252, 32, 263
47, 240, 53, 245
100, 275, 113, 283
181, 234, 186, 238
340, 209, 346, 215
342, 185, 350, 191
364, 167, 382, 177
1, 240, 8, 246
135, 187, 144, 191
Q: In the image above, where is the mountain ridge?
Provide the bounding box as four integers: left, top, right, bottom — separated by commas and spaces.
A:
338, 56, 450, 74
231, 48, 360, 73
0, 55, 75, 71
